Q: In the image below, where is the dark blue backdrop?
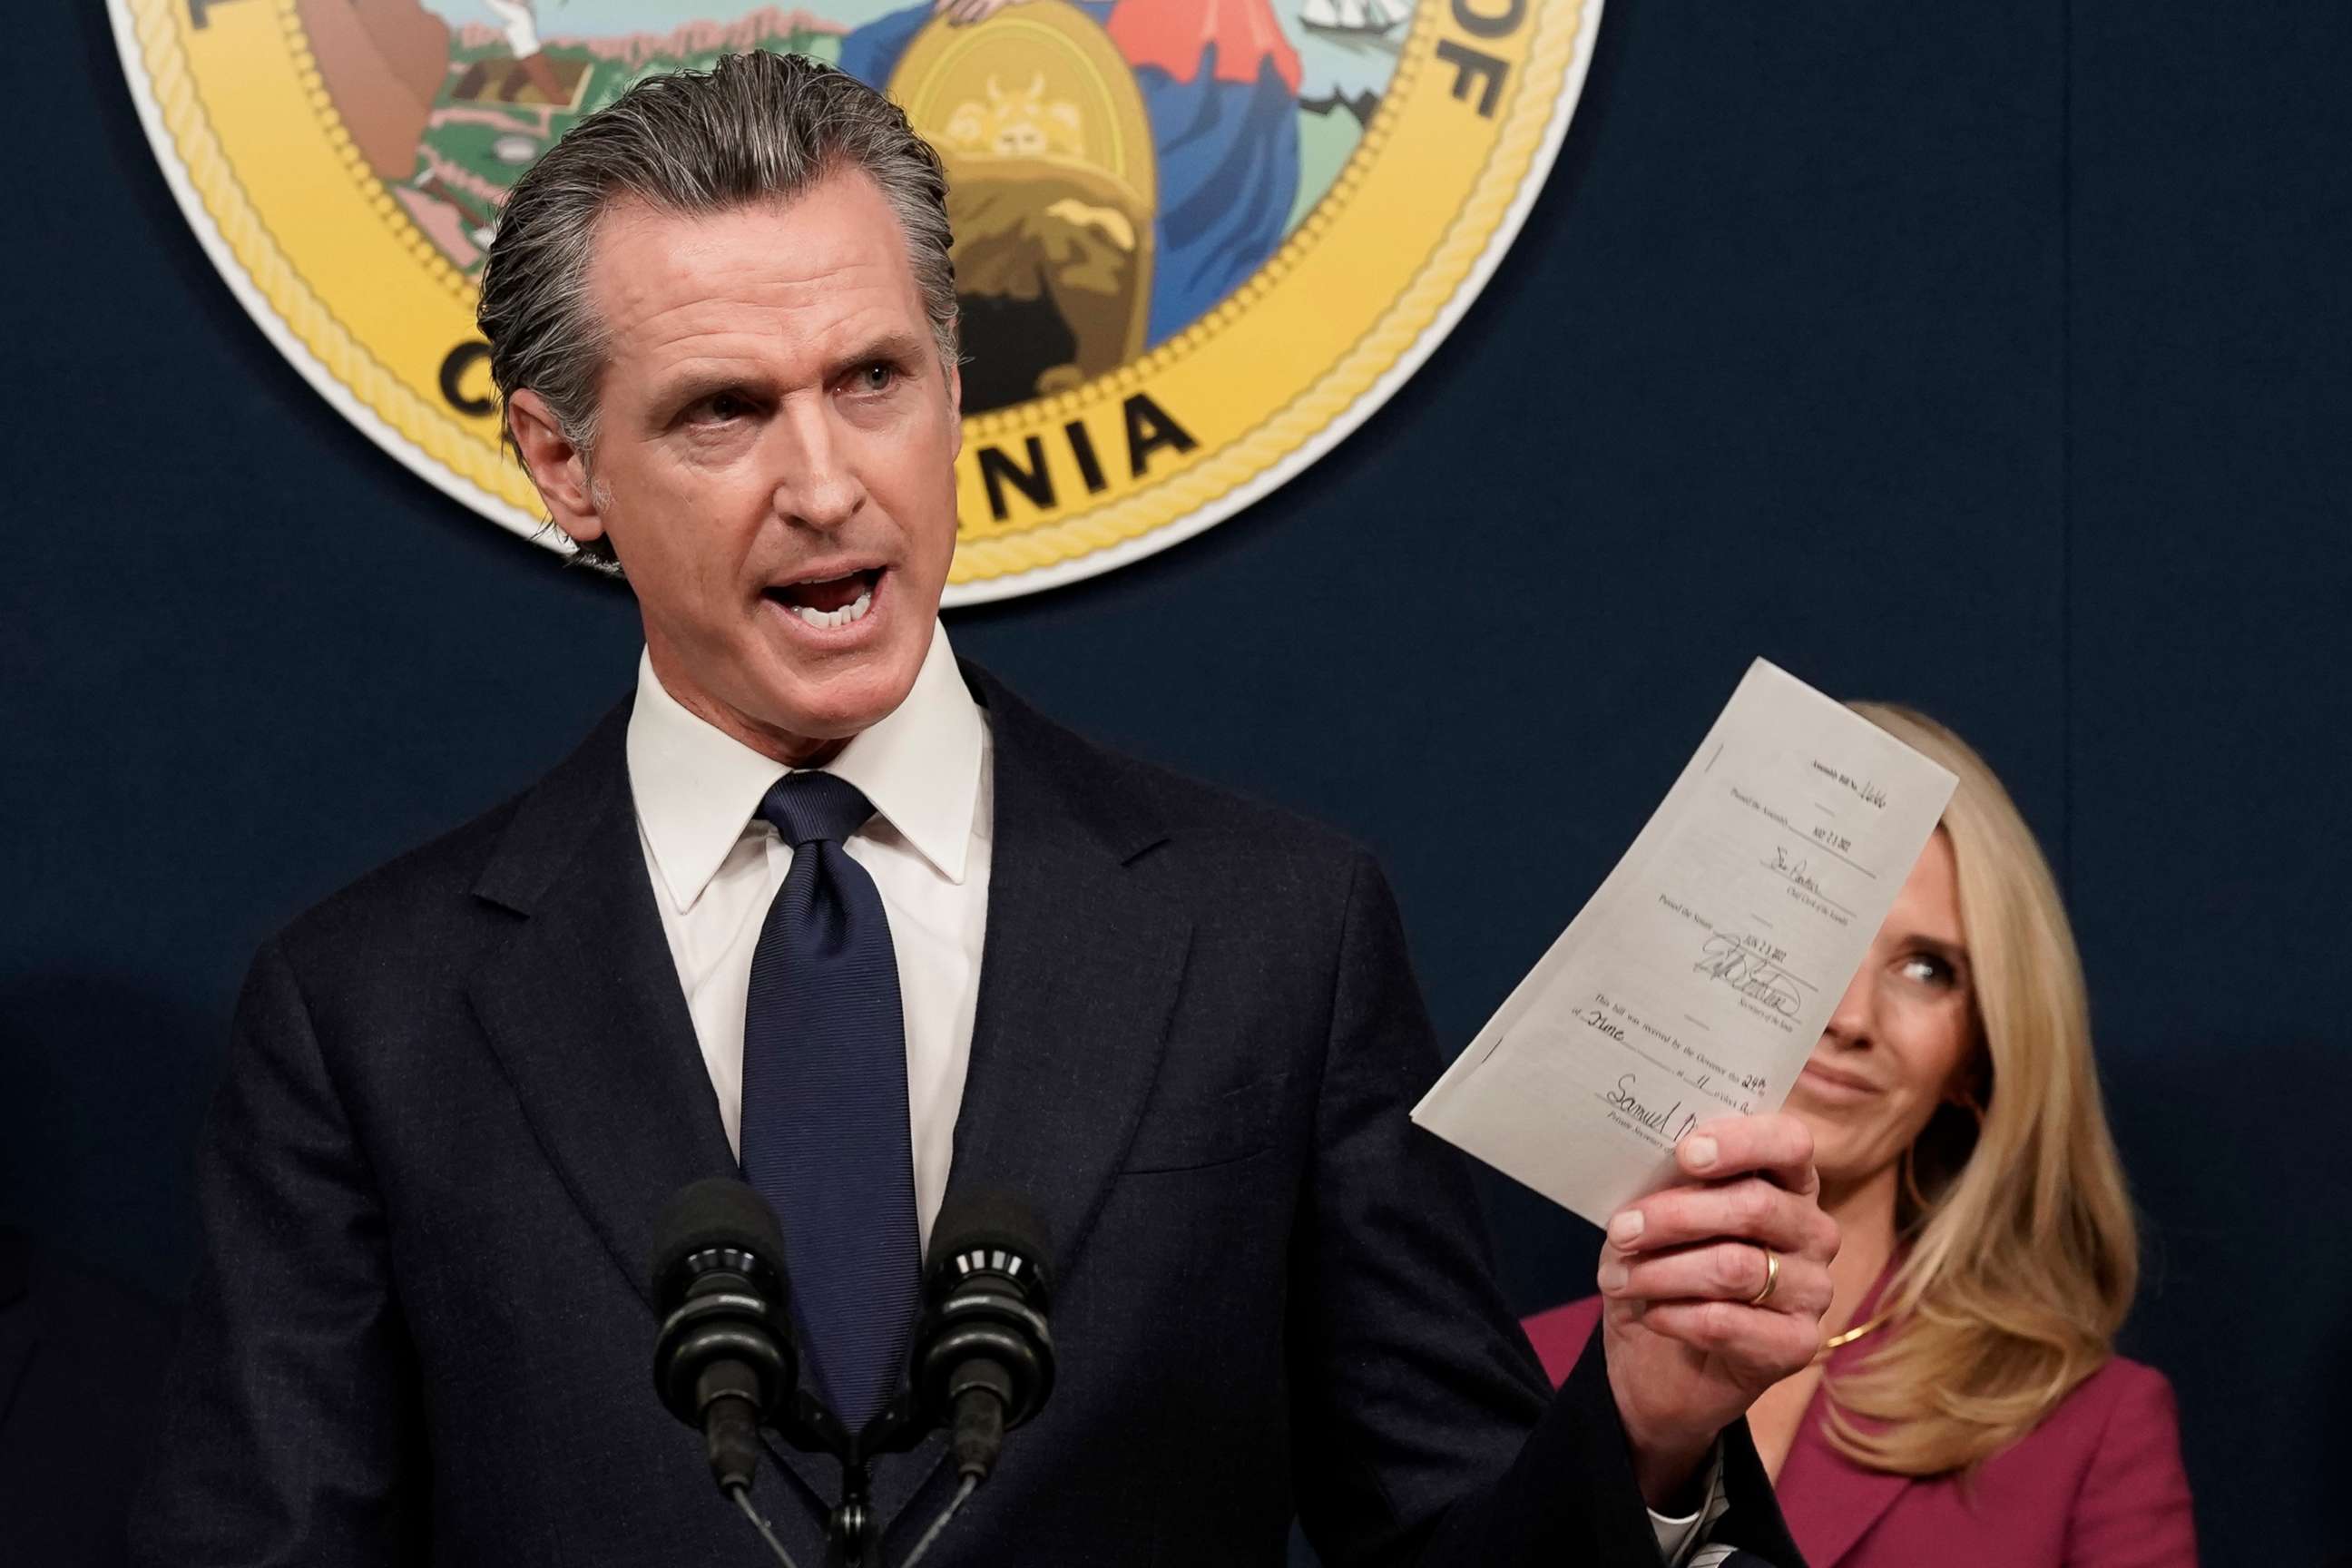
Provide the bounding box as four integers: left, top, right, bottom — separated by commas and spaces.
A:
6, 1, 2346, 1557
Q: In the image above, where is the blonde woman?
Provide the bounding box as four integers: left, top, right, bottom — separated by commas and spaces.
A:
1524, 706, 2197, 1566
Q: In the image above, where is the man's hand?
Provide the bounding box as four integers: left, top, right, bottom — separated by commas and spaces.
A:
1597, 1114, 1838, 1510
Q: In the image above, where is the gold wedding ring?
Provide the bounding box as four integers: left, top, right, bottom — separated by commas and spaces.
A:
1747, 1247, 1780, 1308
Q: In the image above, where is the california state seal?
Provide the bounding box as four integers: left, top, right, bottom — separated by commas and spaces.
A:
110, 0, 1601, 602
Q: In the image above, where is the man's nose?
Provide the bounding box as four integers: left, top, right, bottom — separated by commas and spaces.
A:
769, 403, 867, 531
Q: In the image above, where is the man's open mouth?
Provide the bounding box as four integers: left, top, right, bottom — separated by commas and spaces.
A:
765, 567, 882, 630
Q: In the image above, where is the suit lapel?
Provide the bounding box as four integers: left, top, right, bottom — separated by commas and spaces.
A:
466, 706, 737, 1308
1777, 1263, 1913, 1564
939, 670, 1191, 1298
873, 670, 1191, 1537
1776, 1398, 1910, 1565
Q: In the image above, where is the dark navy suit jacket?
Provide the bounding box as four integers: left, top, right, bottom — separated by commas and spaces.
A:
132, 666, 1798, 1566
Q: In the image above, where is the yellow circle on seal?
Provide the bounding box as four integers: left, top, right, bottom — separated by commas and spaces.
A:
108, 0, 1601, 603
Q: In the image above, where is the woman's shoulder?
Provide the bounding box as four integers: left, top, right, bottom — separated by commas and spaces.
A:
2040, 1352, 2187, 1474
1520, 1294, 1604, 1387
2091, 1353, 2179, 1402
2034, 1352, 2181, 1445
1937, 1349, 2188, 1513
1976, 1352, 2197, 1555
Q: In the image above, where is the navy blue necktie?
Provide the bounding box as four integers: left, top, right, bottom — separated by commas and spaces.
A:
739, 771, 923, 1430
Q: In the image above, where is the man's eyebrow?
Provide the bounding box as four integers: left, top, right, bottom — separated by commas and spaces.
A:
646, 367, 762, 415
642, 331, 933, 416
827, 331, 931, 382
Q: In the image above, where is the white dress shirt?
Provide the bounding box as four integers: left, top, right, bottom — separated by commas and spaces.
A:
624, 619, 1704, 1561
626, 621, 991, 1253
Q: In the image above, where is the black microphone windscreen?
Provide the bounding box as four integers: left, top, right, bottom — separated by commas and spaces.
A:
651, 1178, 789, 1305
925, 1189, 1054, 1303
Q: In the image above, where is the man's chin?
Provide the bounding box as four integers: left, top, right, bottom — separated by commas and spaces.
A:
750, 642, 926, 750
652, 579, 936, 759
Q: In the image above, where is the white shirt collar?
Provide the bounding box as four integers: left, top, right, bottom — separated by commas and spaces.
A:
625, 622, 984, 914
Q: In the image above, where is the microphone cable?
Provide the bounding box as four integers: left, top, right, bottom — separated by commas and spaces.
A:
729, 1465, 975, 1568
728, 1480, 805, 1568
896, 1474, 980, 1568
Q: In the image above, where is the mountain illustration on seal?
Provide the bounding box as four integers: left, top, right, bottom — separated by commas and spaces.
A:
298, 0, 1415, 411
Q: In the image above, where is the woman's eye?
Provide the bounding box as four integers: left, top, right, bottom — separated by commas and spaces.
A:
1898, 954, 1957, 988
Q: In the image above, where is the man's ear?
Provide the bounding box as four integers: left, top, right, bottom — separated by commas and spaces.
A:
945, 356, 964, 462
507, 389, 605, 545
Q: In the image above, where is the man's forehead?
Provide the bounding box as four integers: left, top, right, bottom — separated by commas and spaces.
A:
585, 173, 920, 342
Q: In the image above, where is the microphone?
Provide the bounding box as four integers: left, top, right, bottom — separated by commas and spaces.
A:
650, 1178, 799, 1498
911, 1190, 1056, 1485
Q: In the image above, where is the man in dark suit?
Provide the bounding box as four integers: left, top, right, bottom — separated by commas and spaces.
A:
133, 52, 1838, 1567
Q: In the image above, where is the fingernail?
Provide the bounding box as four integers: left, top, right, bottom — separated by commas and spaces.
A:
1597, 1259, 1629, 1292
1684, 1134, 1719, 1171
1607, 1210, 1644, 1248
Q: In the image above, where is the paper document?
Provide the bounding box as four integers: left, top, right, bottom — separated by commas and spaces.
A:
1413, 661, 1957, 1227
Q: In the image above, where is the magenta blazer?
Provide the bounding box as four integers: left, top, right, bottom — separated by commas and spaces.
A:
1523, 1293, 2199, 1567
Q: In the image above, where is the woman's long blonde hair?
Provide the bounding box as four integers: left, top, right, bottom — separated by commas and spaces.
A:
1821, 704, 2140, 1475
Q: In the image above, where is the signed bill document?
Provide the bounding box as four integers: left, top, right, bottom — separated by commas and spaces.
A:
1412, 661, 1958, 1227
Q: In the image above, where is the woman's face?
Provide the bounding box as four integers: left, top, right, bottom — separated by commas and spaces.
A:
1788, 829, 1980, 1192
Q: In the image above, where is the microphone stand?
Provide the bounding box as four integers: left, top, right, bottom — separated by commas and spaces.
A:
825, 1458, 875, 1568
819, 1393, 995, 1568
760, 1385, 940, 1568
728, 1442, 975, 1568
722, 1264, 1037, 1568
820, 1450, 981, 1568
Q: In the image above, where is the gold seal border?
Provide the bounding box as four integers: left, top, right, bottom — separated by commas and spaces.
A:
948, 0, 1587, 584
116, 0, 544, 520
274, 0, 479, 306
114, 0, 1592, 592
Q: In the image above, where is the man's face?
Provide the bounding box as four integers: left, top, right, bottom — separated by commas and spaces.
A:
513, 171, 962, 762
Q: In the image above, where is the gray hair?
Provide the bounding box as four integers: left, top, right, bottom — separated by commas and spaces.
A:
477, 50, 959, 570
